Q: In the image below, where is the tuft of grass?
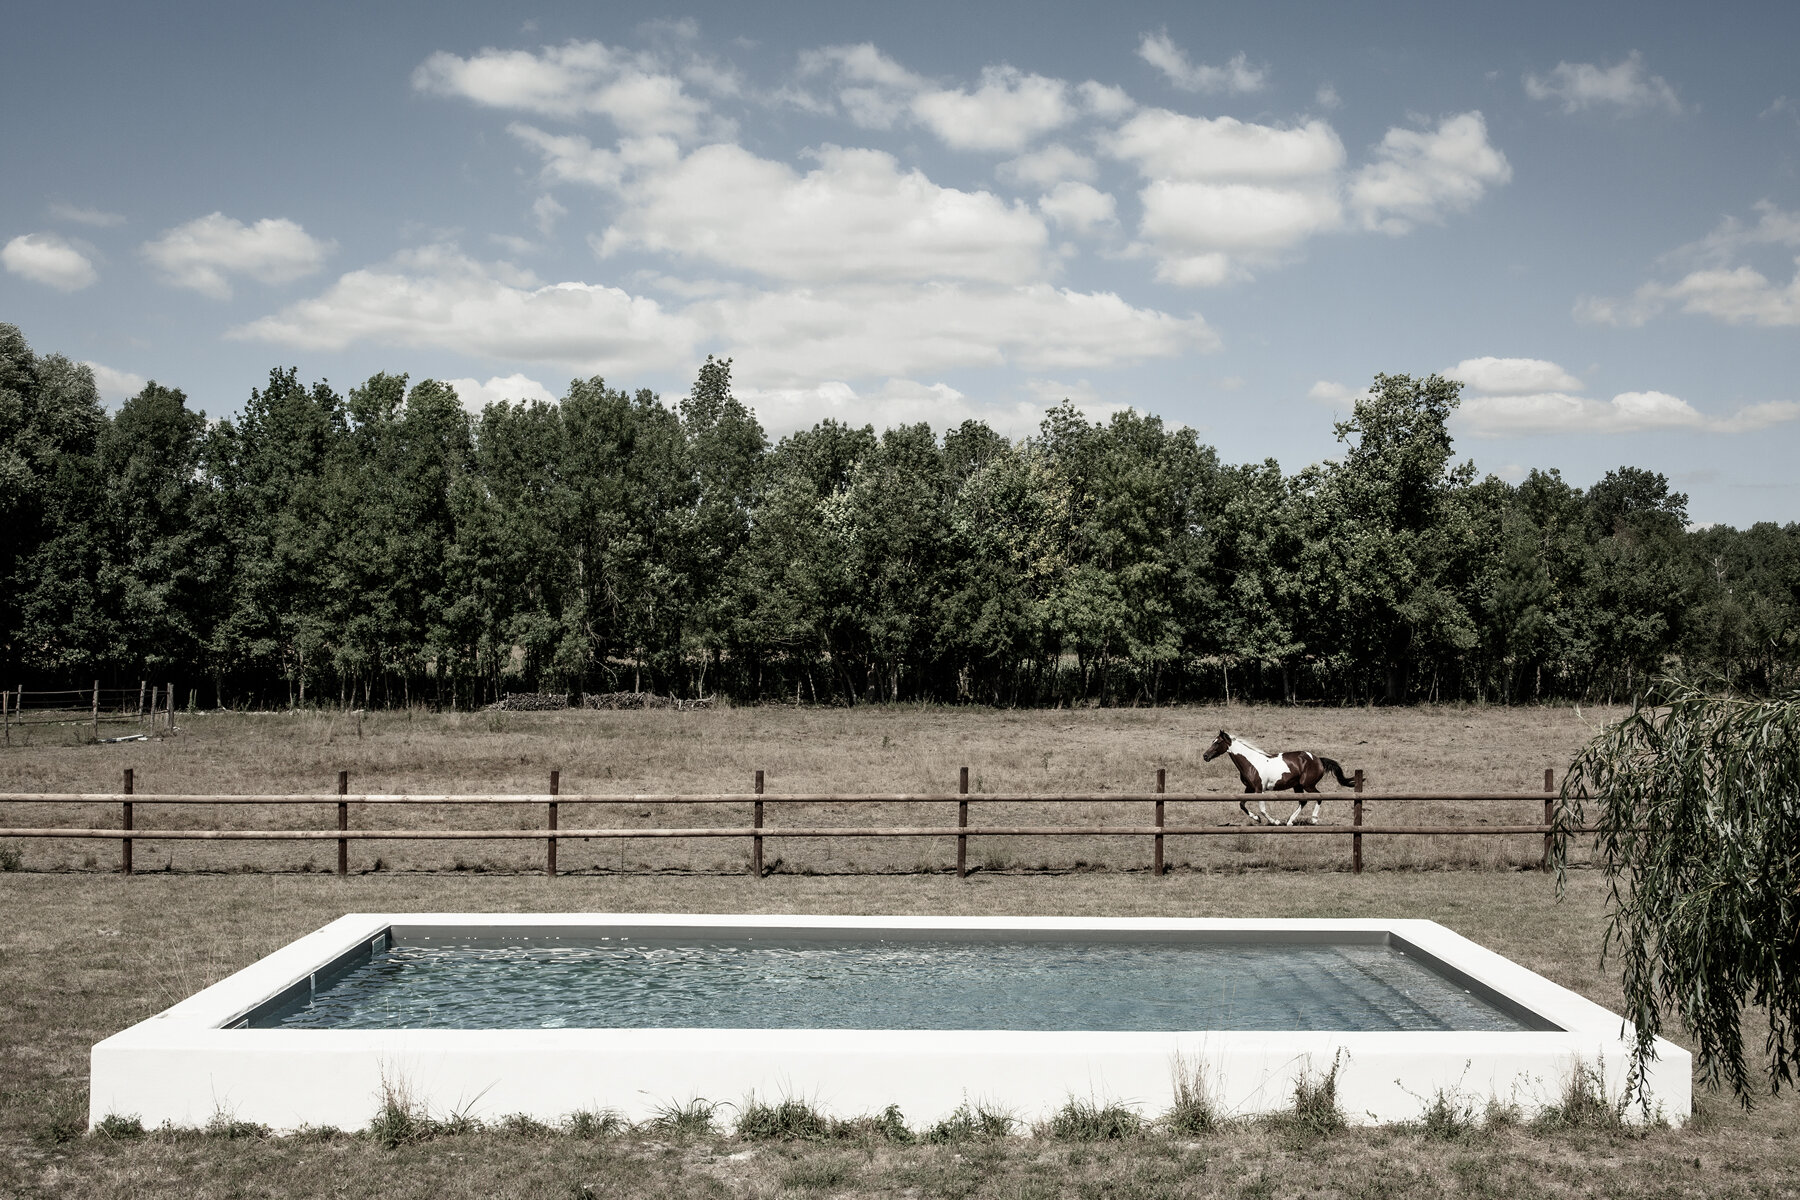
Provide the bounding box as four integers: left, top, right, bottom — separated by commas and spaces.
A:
642, 1098, 719, 1138
1418, 1088, 1478, 1141
1531, 1062, 1626, 1134
204, 1110, 272, 1140
364, 1076, 446, 1148
778, 1152, 856, 1192
1041, 1096, 1146, 1141
498, 1113, 555, 1139
92, 1113, 144, 1141
1166, 1052, 1221, 1136
564, 1108, 626, 1139
838, 1103, 916, 1145
736, 1096, 833, 1141
924, 1100, 1015, 1143
1277, 1053, 1346, 1140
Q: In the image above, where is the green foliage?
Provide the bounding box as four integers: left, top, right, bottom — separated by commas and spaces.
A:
1166, 1053, 1222, 1136
563, 1108, 626, 1138
1041, 1096, 1146, 1140
4, 320, 1798, 707
924, 1101, 1016, 1142
1558, 682, 1800, 1105
92, 1113, 145, 1140
1282, 1055, 1346, 1138
642, 1098, 719, 1137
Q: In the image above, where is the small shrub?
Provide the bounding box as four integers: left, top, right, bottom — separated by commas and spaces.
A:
94, 1113, 144, 1140
1418, 1088, 1477, 1140
1282, 1053, 1346, 1139
1165, 1053, 1221, 1136
643, 1098, 718, 1137
499, 1113, 555, 1139
564, 1108, 626, 1139
925, 1101, 1014, 1143
205, 1111, 272, 1140
1482, 1098, 1522, 1131
736, 1096, 832, 1141
1042, 1097, 1145, 1141
843, 1103, 915, 1144
1532, 1062, 1625, 1133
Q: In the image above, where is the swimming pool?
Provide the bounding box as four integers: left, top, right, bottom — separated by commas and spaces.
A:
90, 915, 1691, 1130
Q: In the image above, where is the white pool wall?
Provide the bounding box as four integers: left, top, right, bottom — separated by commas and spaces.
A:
89, 914, 1691, 1131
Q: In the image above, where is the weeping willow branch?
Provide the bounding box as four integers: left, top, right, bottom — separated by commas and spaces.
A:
1553, 680, 1800, 1107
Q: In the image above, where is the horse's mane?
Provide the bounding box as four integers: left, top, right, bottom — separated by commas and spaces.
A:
1229, 735, 1268, 757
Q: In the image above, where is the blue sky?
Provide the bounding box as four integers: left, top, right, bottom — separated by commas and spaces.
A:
4, 0, 1797, 525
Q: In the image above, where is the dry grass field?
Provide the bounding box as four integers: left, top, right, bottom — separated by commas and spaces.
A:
0, 702, 1620, 876
6, 703, 1796, 1199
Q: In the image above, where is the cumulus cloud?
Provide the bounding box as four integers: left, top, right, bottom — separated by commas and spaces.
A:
1038, 182, 1117, 233
531, 194, 567, 236
1439, 354, 1797, 435
2, 232, 97, 291
1105, 109, 1345, 180
1136, 32, 1266, 94
797, 42, 927, 129
738, 377, 1043, 437
1349, 112, 1511, 234
49, 202, 126, 227
140, 214, 333, 298
82, 361, 147, 405
1308, 380, 1369, 408
412, 39, 720, 139
575, 141, 1051, 285
233, 246, 1212, 387
1578, 203, 1800, 328
1524, 51, 1682, 115
444, 373, 560, 413
997, 143, 1098, 189
909, 65, 1075, 152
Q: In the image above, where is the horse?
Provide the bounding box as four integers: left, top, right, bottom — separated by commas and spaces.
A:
1201, 730, 1357, 826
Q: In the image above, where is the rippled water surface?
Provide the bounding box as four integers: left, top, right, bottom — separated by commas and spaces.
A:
263, 937, 1527, 1032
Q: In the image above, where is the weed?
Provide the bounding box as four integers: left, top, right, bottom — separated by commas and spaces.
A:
1418, 1088, 1478, 1140
93, 1113, 144, 1140
1166, 1052, 1221, 1136
643, 1097, 719, 1137
31, 1093, 87, 1146
1531, 1062, 1626, 1133
845, 1103, 916, 1144
564, 1108, 627, 1138
1276, 1053, 1346, 1139
499, 1113, 556, 1139
285, 1124, 343, 1143
925, 1100, 1015, 1143
1042, 1096, 1145, 1140
364, 1075, 446, 1148
204, 1110, 272, 1140
736, 1096, 833, 1141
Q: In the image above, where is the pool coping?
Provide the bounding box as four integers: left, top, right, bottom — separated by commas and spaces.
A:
90, 914, 1692, 1130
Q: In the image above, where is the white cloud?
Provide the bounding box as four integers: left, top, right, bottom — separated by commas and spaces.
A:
1349, 111, 1511, 234
49, 202, 126, 228
1104, 109, 1345, 180
584, 142, 1050, 285
531, 194, 567, 236
1038, 182, 1117, 233
997, 143, 1097, 189
1578, 204, 1800, 329
1136, 32, 1266, 94
740, 377, 1045, 437
444, 373, 560, 413
1524, 51, 1682, 115
230, 244, 700, 377
1308, 380, 1369, 407
797, 43, 927, 129
236, 247, 1211, 388
1076, 81, 1135, 119
82, 361, 147, 405
910, 65, 1075, 152
412, 40, 719, 139
2, 232, 97, 291
1446, 356, 1583, 394
140, 213, 333, 298
1314, 83, 1341, 111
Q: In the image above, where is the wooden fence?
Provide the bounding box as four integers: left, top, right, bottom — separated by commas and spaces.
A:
1, 683, 176, 744
0, 767, 1569, 877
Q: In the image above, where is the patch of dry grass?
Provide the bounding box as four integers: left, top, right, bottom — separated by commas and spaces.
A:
0, 702, 1619, 876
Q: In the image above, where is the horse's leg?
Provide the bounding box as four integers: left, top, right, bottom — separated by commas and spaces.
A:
1304, 784, 1323, 825
1285, 790, 1307, 826
1239, 796, 1261, 825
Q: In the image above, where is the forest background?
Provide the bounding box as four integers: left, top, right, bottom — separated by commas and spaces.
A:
3, 321, 1792, 711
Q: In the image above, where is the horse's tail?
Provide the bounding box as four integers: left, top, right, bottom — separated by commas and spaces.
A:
1319, 756, 1356, 788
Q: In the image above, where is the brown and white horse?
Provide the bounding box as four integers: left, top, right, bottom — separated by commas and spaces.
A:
1201, 730, 1357, 826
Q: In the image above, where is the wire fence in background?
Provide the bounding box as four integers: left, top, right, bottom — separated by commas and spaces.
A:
1, 683, 175, 744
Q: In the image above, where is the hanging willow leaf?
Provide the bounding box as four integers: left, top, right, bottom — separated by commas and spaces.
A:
1554, 680, 1800, 1107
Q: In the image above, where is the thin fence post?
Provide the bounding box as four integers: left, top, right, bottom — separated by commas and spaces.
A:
957, 766, 969, 879
138, 681, 146, 725
547, 769, 559, 877
1352, 769, 1364, 875
337, 770, 349, 877
1542, 768, 1555, 871
751, 769, 764, 878
166, 683, 174, 730
121, 767, 133, 876
2, 685, 9, 747
92, 680, 99, 740
1154, 767, 1165, 877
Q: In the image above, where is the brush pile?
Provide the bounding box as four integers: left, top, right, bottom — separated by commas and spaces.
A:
582, 691, 714, 711
485, 692, 570, 711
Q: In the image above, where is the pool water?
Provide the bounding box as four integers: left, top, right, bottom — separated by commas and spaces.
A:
257, 937, 1529, 1032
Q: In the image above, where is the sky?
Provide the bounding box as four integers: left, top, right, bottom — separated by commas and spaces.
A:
3, 0, 1797, 526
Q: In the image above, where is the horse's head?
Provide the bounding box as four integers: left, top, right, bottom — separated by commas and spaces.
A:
1202, 730, 1231, 761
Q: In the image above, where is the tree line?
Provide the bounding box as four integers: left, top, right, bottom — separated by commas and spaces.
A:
3, 321, 1795, 709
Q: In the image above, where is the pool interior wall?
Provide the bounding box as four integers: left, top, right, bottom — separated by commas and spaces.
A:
89, 914, 1692, 1132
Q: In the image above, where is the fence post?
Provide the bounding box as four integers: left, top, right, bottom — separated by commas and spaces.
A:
957, 766, 969, 879
337, 770, 348, 876
751, 769, 764, 878
1542, 768, 1554, 871
1352, 769, 1364, 875
547, 769, 559, 877
138, 681, 146, 725
92, 680, 99, 740
2, 685, 9, 746
166, 683, 174, 730
1154, 767, 1165, 877
121, 767, 134, 875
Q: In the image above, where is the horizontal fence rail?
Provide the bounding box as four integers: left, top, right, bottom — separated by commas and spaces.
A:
0, 768, 1575, 878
